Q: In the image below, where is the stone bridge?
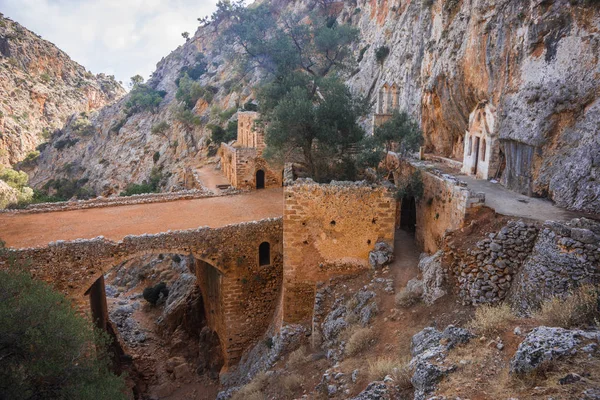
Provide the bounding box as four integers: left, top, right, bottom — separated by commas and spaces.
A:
0, 190, 284, 367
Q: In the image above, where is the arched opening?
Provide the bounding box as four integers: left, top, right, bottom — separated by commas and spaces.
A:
259, 242, 270, 266
400, 196, 417, 234
93, 253, 224, 397
256, 169, 265, 189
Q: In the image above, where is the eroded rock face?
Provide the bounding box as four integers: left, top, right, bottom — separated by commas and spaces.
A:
510, 326, 600, 375
346, 0, 600, 212
0, 15, 124, 165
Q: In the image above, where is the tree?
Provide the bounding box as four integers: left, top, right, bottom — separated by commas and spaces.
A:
220, 5, 366, 180
129, 74, 144, 88
374, 110, 422, 155
209, 119, 237, 144
0, 263, 127, 400
182, 32, 190, 41
124, 84, 167, 115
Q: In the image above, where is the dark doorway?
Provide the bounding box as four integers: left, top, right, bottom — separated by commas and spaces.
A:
473, 136, 480, 175
256, 169, 265, 189
259, 242, 270, 266
400, 196, 417, 234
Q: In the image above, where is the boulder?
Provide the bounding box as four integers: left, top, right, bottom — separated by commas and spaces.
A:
369, 242, 394, 269
350, 381, 390, 400
418, 251, 447, 305
510, 326, 600, 375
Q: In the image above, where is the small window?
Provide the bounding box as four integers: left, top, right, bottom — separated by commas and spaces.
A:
481, 139, 486, 161
259, 242, 270, 266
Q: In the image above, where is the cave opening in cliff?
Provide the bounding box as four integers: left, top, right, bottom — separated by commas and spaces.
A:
400, 196, 417, 234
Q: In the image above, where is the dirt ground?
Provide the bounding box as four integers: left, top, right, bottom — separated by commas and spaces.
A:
0, 188, 283, 248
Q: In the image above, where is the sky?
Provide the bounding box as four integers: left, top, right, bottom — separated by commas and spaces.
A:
0, 0, 219, 86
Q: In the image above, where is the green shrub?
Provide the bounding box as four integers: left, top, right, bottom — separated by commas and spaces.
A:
124, 84, 166, 115
153, 151, 160, 163
243, 101, 258, 111
173, 106, 201, 129
151, 121, 170, 136
120, 167, 164, 196
0, 267, 127, 400
110, 118, 127, 133
21, 150, 40, 166
357, 44, 370, 62
0, 166, 28, 190
375, 45, 390, 64
143, 282, 169, 305
53, 138, 79, 150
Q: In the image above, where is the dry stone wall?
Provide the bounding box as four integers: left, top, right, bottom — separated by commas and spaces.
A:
0, 218, 283, 366
508, 218, 600, 312
447, 220, 539, 305
282, 180, 396, 324
0, 188, 218, 214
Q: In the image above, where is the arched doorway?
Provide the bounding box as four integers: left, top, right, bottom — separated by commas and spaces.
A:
400, 196, 417, 234
256, 169, 265, 189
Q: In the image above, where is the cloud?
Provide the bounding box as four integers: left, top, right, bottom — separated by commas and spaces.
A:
0, 0, 218, 85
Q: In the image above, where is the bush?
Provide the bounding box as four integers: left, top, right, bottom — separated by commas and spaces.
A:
0, 166, 28, 190
0, 267, 127, 399
22, 150, 40, 165
231, 371, 269, 400
53, 137, 79, 150
243, 101, 258, 111
124, 84, 166, 115
533, 285, 599, 328
375, 45, 390, 64
110, 118, 127, 133
151, 121, 170, 136
281, 373, 303, 392
468, 303, 515, 335
346, 327, 377, 356
153, 151, 160, 163
120, 167, 164, 196
142, 282, 169, 305
368, 356, 412, 388
287, 346, 308, 368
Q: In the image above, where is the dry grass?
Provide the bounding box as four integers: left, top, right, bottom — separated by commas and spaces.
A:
281, 373, 303, 392
467, 303, 515, 336
345, 327, 377, 356
287, 346, 309, 368
367, 356, 412, 388
534, 285, 599, 328
395, 287, 420, 308
231, 371, 269, 400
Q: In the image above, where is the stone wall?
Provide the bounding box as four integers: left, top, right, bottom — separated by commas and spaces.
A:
390, 156, 485, 253
237, 111, 265, 154
445, 217, 600, 308
0, 218, 284, 366
446, 220, 539, 305
282, 180, 396, 324
508, 218, 600, 312
0, 188, 217, 214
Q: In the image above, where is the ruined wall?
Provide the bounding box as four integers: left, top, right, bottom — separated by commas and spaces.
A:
0, 188, 215, 214
446, 220, 539, 305
0, 218, 283, 366
237, 111, 266, 154
391, 157, 485, 253
220, 143, 282, 190
282, 180, 396, 324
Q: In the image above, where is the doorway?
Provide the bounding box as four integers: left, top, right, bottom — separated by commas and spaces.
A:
400, 196, 416, 234
256, 170, 265, 189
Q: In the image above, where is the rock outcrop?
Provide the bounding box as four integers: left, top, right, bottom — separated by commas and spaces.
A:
0, 14, 124, 165
510, 326, 600, 375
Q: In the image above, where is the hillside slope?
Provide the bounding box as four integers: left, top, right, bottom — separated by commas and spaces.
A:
0, 13, 125, 165
29, 0, 600, 212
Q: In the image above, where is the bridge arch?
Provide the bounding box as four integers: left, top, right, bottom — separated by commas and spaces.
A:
2, 219, 284, 368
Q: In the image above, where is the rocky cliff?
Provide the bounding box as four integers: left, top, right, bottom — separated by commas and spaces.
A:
29, 0, 600, 212
0, 14, 125, 166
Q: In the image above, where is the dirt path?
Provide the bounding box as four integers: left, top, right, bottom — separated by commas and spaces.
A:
389, 229, 422, 288
0, 189, 283, 248
194, 164, 231, 194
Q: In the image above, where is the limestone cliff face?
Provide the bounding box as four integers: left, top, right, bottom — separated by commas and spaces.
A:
345, 0, 600, 213
0, 14, 125, 165
30, 0, 600, 212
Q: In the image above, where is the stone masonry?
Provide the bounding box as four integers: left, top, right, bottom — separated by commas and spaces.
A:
282, 180, 396, 324
0, 218, 283, 367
